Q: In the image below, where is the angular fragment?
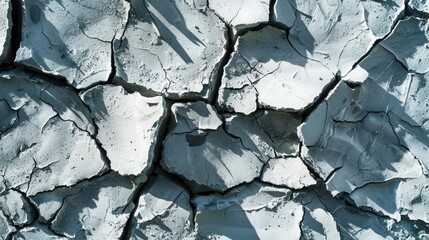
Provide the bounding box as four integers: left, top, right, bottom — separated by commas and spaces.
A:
0, 190, 35, 226
81, 85, 168, 176
171, 101, 222, 133
128, 174, 193, 239
299, 81, 422, 195
192, 182, 303, 239
0, 0, 12, 64
298, 186, 429, 239
298, 190, 340, 240
275, 0, 404, 75
16, 0, 130, 88
224, 110, 301, 162
257, 110, 301, 156
350, 176, 429, 223
209, 0, 269, 33
273, 0, 296, 27
218, 26, 335, 114
225, 114, 276, 162
261, 157, 316, 189
11, 223, 68, 240
33, 173, 136, 239
0, 71, 105, 196
0, 210, 15, 240
161, 101, 262, 192
408, 0, 429, 14
114, 0, 227, 100
381, 17, 429, 74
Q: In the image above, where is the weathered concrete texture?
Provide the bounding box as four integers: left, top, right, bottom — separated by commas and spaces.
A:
0, 190, 35, 226
0, 71, 106, 196
114, 0, 227, 100
161, 101, 263, 192
408, 0, 429, 14
261, 157, 316, 189
0, 210, 15, 240
81, 85, 168, 177
128, 174, 194, 240
225, 110, 301, 160
298, 186, 429, 240
299, 81, 423, 196
31, 173, 137, 239
192, 182, 303, 239
16, 0, 130, 88
274, 0, 404, 75
11, 223, 69, 240
0, 0, 12, 64
218, 26, 335, 114
209, 0, 270, 34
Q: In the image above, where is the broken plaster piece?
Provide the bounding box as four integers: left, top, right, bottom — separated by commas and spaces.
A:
192, 182, 303, 239
81, 85, 168, 176
299, 81, 423, 195
345, 44, 429, 173
34, 173, 137, 240
114, 0, 227, 100
209, 0, 269, 34
408, 0, 429, 14
350, 176, 429, 223
381, 17, 429, 74
0, 0, 12, 65
218, 26, 335, 114
0, 190, 35, 226
11, 223, 68, 240
161, 101, 262, 192
128, 174, 193, 240
261, 157, 316, 189
16, 0, 130, 88
276, 0, 404, 75
0, 71, 106, 196
0, 210, 15, 240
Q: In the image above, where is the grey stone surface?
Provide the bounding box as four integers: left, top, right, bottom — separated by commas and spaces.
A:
0, 0, 12, 65
218, 26, 335, 114
32, 173, 137, 239
162, 101, 263, 192
114, 0, 227, 100
274, 0, 404, 75
209, 0, 270, 34
81, 85, 168, 176
128, 174, 194, 240
16, 0, 129, 88
192, 182, 303, 239
2, 0, 429, 238
0, 71, 106, 196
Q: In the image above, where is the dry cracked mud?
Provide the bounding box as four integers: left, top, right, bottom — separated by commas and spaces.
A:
1, 0, 429, 239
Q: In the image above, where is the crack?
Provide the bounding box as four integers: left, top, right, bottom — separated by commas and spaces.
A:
269, 0, 277, 22
210, 24, 234, 106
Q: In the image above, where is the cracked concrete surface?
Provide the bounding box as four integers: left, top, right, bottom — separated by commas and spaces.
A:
1, 0, 429, 239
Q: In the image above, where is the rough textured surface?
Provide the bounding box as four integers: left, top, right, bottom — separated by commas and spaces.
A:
32, 173, 136, 239
192, 182, 303, 239
275, 0, 405, 75
16, 0, 129, 88
0, 71, 105, 196
128, 173, 194, 239
2, 0, 429, 238
218, 26, 335, 114
81, 85, 168, 176
0, 0, 12, 64
209, 0, 270, 34
114, 0, 227, 100
162, 101, 262, 192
